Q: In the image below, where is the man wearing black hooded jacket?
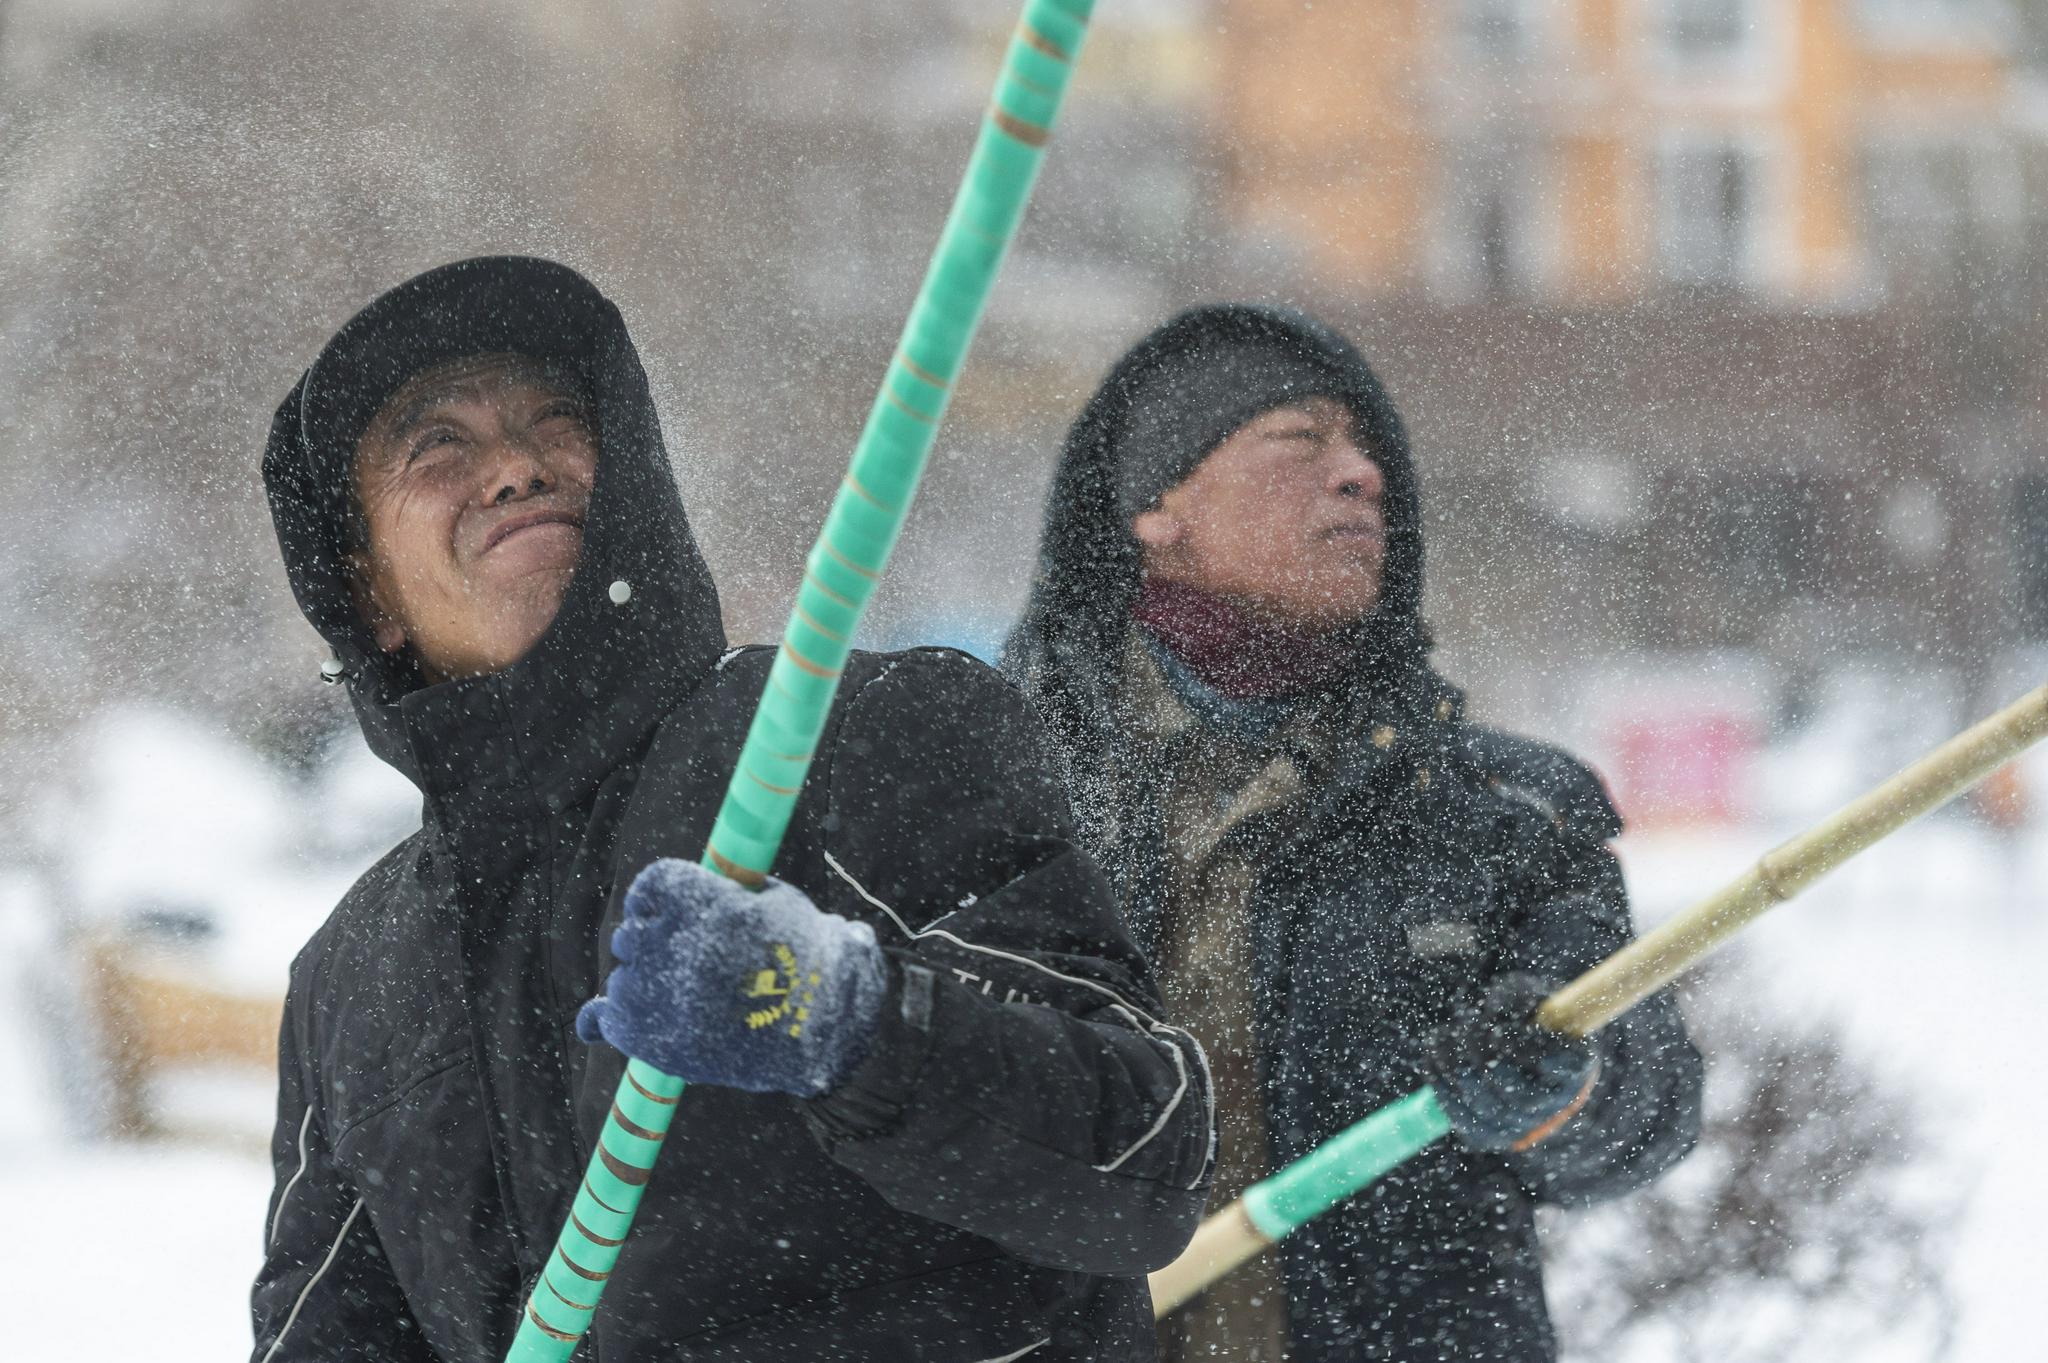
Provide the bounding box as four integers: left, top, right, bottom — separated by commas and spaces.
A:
250, 256, 1213, 1363
1004, 306, 1702, 1362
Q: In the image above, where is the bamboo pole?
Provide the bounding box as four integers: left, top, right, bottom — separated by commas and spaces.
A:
1152, 682, 2048, 1319
1539, 681, 2048, 1036
503, 5, 1096, 1358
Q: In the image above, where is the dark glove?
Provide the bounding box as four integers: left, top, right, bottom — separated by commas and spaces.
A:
576, 859, 889, 1098
1420, 973, 1600, 1153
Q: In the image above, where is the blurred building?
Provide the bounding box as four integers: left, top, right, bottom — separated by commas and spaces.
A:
0, 0, 1221, 807
651, 0, 1222, 653
2, 0, 2043, 840
1206, 0, 2048, 745
1221, 0, 2041, 306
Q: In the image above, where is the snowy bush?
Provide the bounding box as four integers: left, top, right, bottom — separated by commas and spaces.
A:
1545, 958, 1960, 1363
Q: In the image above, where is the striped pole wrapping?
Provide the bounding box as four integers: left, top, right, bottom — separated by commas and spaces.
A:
515, 1059, 680, 1348
702, 0, 1095, 887
1238, 1087, 1451, 1243
1145, 1087, 1451, 1319
505, 3, 1095, 1358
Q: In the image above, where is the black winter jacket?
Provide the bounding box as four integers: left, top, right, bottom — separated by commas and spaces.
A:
1005, 304, 1702, 1361
251, 258, 1213, 1363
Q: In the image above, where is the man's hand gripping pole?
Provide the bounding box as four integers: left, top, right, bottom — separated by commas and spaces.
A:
1150, 681, 2048, 1318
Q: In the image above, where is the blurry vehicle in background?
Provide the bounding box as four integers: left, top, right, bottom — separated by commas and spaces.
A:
83, 909, 278, 1140
6, 711, 414, 1146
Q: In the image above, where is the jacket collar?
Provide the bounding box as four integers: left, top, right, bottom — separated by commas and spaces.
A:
381, 561, 712, 813
1119, 627, 1460, 774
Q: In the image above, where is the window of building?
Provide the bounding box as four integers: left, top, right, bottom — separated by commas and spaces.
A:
1635, 469, 1828, 647
1861, 134, 2023, 294
789, 163, 880, 316
1456, 0, 1543, 60
1656, 135, 1762, 287
1655, 0, 1762, 64
1695, 471, 1827, 606
2014, 476, 2048, 639
1435, 138, 1549, 298
1857, 0, 2009, 45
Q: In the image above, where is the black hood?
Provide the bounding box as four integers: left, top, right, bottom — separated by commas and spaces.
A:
1001, 304, 1444, 798
263, 256, 726, 796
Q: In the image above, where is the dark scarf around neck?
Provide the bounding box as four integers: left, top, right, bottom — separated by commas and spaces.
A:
1132, 576, 1360, 702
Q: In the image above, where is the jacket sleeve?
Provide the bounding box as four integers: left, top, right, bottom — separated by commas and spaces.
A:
251, 992, 435, 1363
802, 649, 1215, 1276
1497, 816, 1703, 1208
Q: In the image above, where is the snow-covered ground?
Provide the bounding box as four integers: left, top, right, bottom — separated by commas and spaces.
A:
0, 1144, 272, 1356
1612, 820, 2048, 1363
0, 706, 2039, 1359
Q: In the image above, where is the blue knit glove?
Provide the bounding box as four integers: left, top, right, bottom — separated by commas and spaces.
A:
576, 859, 889, 1098
1420, 973, 1600, 1153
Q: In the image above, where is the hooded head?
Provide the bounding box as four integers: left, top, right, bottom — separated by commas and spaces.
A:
264, 256, 725, 791
1002, 305, 1443, 800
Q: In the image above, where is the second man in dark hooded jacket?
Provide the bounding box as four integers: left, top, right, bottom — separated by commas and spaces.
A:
1004, 305, 1702, 1362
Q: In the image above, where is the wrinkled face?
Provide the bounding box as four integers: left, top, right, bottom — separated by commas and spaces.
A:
350, 353, 597, 683
1132, 396, 1386, 628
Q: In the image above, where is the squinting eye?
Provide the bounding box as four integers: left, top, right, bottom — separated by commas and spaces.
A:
408, 430, 460, 462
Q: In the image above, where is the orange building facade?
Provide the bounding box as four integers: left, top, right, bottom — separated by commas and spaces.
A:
1213, 0, 2043, 307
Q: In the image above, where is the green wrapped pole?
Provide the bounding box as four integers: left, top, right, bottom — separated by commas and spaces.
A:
1146, 1087, 1452, 1318
505, 3, 1095, 1357
1151, 681, 2048, 1318
1240, 1087, 1452, 1241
